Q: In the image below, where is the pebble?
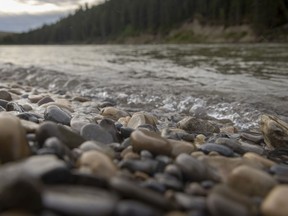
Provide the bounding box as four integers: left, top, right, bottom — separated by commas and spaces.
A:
37, 96, 54, 106
243, 152, 276, 168
177, 117, 220, 134
100, 106, 130, 121
0, 112, 31, 162
44, 105, 72, 126
261, 185, 288, 216
227, 165, 277, 197
198, 143, 234, 156
127, 112, 158, 129
77, 151, 117, 178
80, 123, 114, 144
0, 90, 12, 101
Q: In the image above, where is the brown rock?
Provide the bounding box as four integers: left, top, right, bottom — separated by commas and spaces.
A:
77, 151, 117, 179
127, 112, 158, 129
243, 152, 276, 169
0, 112, 30, 162
177, 117, 220, 133
168, 139, 196, 157
261, 186, 288, 216
100, 107, 130, 121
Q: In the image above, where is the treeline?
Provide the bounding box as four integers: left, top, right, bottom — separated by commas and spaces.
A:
2, 0, 288, 44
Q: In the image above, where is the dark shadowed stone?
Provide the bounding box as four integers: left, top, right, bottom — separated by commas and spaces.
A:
141, 179, 166, 193
0, 90, 12, 101
165, 164, 183, 180
109, 177, 175, 211
0, 99, 8, 108
174, 193, 206, 211
175, 154, 219, 182
120, 127, 134, 139
37, 96, 54, 106
43, 186, 118, 216
99, 118, 121, 143
80, 123, 114, 144
36, 122, 85, 149
0, 177, 42, 213
17, 112, 42, 123
115, 200, 161, 216
44, 105, 71, 126
177, 117, 220, 134
119, 159, 160, 175
198, 143, 234, 157
216, 138, 246, 154
154, 173, 183, 191
6, 101, 25, 112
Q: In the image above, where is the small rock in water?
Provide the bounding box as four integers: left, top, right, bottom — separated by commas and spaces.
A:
100, 107, 130, 121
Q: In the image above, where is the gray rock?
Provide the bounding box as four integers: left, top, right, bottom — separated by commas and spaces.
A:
44, 105, 71, 126
177, 117, 220, 134
80, 123, 114, 144
37, 96, 54, 106
0, 90, 12, 101
198, 143, 234, 157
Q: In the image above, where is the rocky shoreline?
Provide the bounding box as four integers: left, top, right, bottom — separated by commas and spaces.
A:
0, 80, 287, 216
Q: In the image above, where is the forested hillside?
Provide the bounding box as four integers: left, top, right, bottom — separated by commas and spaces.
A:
2, 0, 288, 44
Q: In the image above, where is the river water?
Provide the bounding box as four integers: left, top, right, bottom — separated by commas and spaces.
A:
0, 44, 287, 129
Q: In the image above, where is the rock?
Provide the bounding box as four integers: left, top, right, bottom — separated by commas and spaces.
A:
174, 193, 206, 211
0, 99, 9, 108
0, 112, 30, 163
43, 186, 118, 216
79, 141, 115, 158
44, 105, 71, 126
119, 159, 160, 175
37, 96, 54, 106
168, 139, 196, 157
72, 96, 90, 102
36, 122, 85, 149
28, 94, 44, 103
77, 151, 117, 179
261, 186, 288, 216
198, 143, 234, 157
0, 90, 12, 101
20, 119, 40, 133
6, 101, 25, 112
177, 117, 220, 134
260, 114, 288, 149
243, 152, 276, 169
109, 177, 174, 210
227, 165, 277, 197
155, 173, 183, 191
70, 115, 92, 133
115, 200, 161, 216
161, 128, 194, 142
80, 123, 114, 144
127, 112, 158, 129
130, 130, 172, 156
241, 132, 263, 144
99, 118, 121, 143
17, 112, 41, 123
175, 153, 219, 182
216, 138, 246, 154
195, 134, 206, 145
100, 107, 130, 121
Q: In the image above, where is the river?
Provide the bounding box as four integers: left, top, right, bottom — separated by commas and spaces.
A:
0, 44, 288, 129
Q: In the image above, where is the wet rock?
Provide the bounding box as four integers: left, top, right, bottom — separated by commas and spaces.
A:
44, 105, 72, 126
36, 122, 85, 149
43, 186, 118, 216
6, 101, 25, 112
77, 151, 117, 178
177, 117, 220, 134
165, 164, 183, 180
175, 153, 219, 182
109, 177, 174, 211
131, 130, 172, 156
80, 123, 114, 144
72, 96, 90, 102
198, 143, 234, 157
227, 165, 277, 197
261, 185, 288, 216
0, 112, 30, 163
20, 119, 40, 133
260, 114, 288, 149
239, 141, 264, 155
115, 200, 161, 216
127, 112, 158, 129
100, 107, 130, 121
37, 96, 54, 106
0, 90, 12, 101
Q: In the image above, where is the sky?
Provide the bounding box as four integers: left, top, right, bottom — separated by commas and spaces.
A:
0, 0, 102, 32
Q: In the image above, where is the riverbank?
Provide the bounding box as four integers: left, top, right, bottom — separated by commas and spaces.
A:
0, 72, 288, 215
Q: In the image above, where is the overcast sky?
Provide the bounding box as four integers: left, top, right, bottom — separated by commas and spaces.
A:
0, 0, 102, 32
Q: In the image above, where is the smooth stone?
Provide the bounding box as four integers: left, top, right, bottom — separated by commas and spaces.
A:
155, 173, 183, 191
38, 96, 54, 106
270, 164, 288, 183
119, 159, 160, 175
79, 141, 115, 158
40, 102, 74, 113
243, 152, 276, 169
261, 186, 288, 216
161, 128, 195, 142
80, 123, 114, 144
44, 105, 71, 126
198, 143, 234, 157
138, 124, 158, 132
0, 112, 30, 163
239, 141, 265, 155
131, 130, 172, 156
22, 104, 33, 111
0, 211, 36, 216
185, 183, 207, 196
195, 134, 206, 145
141, 179, 166, 193
17, 112, 41, 123
77, 151, 117, 179
140, 150, 154, 159
168, 139, 196, 157
165, 164, 183, 180
72, 96, 90, 102
0, 177, 42, 213
109, 177, 174, 210
216, 138, 246, 154
117, 116, 130, 127
70, 115, 91, 132
115, 200, 161, 216
227, 165, 277, 197
0, 99, 8, 108
127, 112, 158, 129
100, 107, 130, 121
20, 119, 40, 133
28, 94, 44, 103
0, 90, 12, 101
174, 193, 206, 211
241, 132, 263, 144
207, 193, 251, 216
36, 122, 85, 149
43, 186, 118, 216
6, 101, 25, 112
260, 114, 288, 149
177, 117, 220, 134
99, 118, 121, 143
175, 153, 219, 182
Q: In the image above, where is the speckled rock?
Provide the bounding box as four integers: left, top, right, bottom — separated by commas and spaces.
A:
177, 117, 220, 134
261, 186, 288, 216
0, 112, 30, 162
